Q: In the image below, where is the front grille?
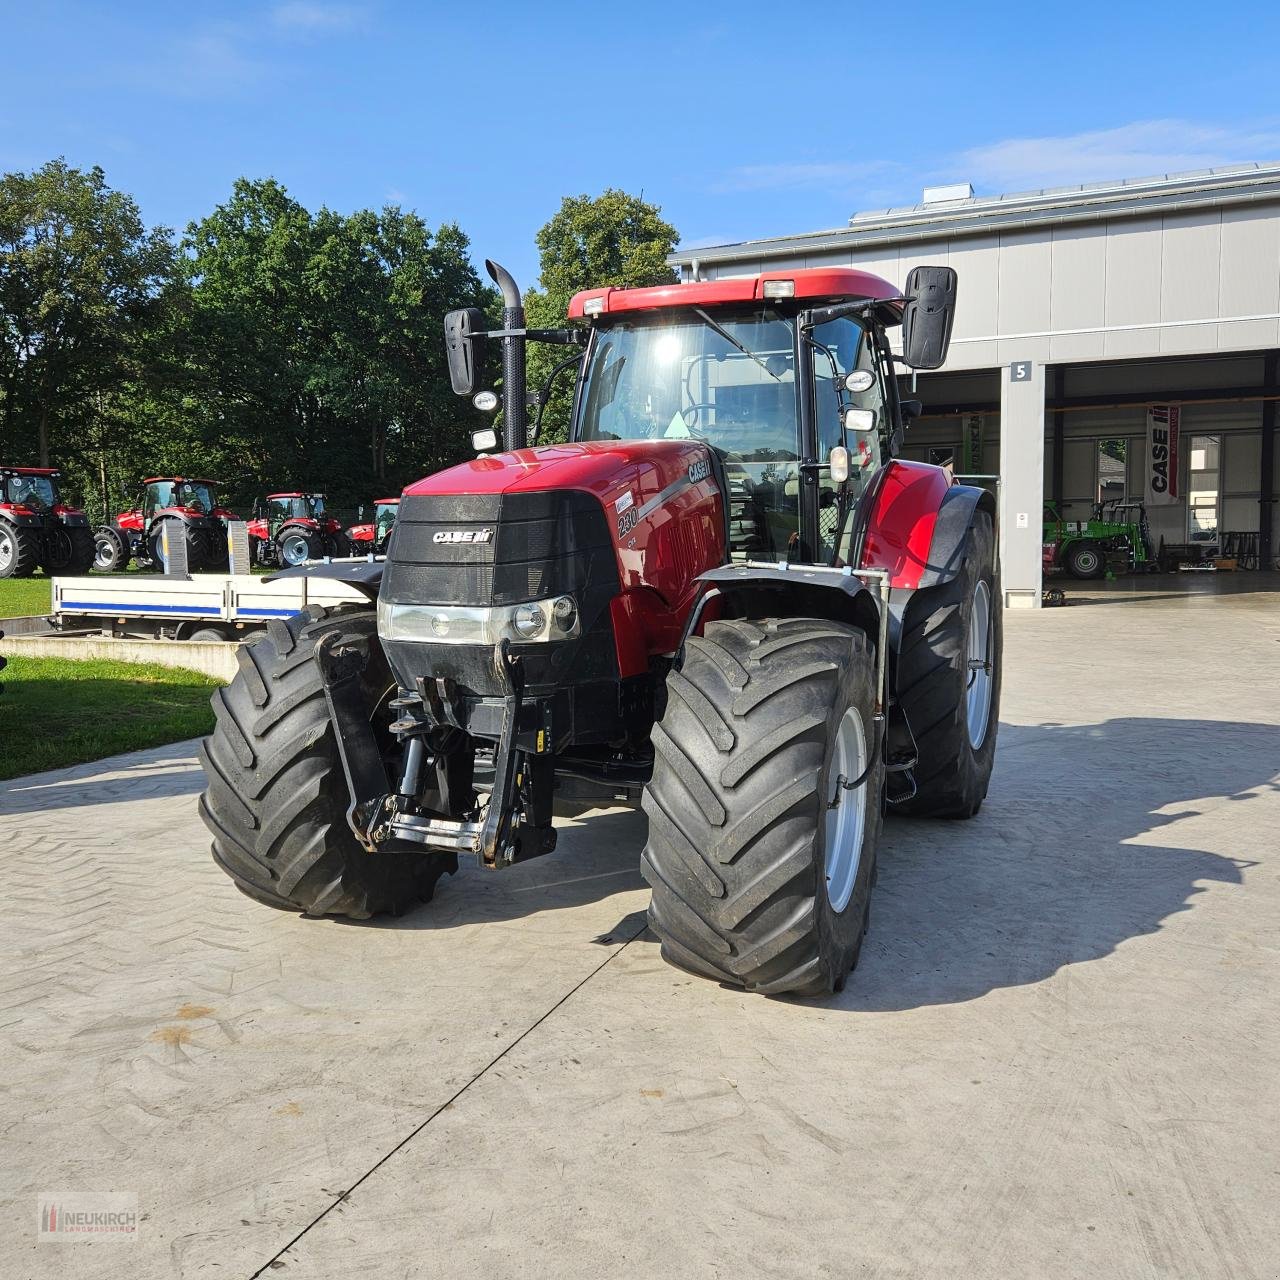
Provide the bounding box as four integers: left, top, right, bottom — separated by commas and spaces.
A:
383, 489, 614, 607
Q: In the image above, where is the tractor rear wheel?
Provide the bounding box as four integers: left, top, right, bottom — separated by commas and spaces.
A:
199, 607, 455, 918
894, 511, 1001, 818
94, 527, 129, 572
0, 522, 39, 578
1064, 540, 1105, 579
41, 526, 95, 575
642, 618, 883, 997
149, 520, 208, 573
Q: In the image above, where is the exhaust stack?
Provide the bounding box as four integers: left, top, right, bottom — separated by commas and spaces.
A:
486, 259, 527, 452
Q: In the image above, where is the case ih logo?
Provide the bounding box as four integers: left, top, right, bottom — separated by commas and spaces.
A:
687, 458, 711, 484
432, 529, 493, 544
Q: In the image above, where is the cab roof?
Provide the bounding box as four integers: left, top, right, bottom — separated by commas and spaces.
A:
267, 491, 323, 500
567, 267, 904, 322
1, 465, 60, 476
143, 476, 219, 486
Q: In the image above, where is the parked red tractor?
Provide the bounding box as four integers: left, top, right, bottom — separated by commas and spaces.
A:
248, 492, 350, 567
345, 497, 400, 554
94, 477, 236, 573
201, 258, 999, 997
0, 465, 95, 578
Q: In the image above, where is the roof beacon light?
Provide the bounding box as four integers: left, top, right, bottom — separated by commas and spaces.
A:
582, 296, 606, 317
762, 279, 795, 299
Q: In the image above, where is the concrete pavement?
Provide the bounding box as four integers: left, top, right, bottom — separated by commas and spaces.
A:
2, 587, 1278, 1278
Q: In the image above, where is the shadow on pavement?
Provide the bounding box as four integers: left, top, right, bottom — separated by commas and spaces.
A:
837, 717, 1276, 1012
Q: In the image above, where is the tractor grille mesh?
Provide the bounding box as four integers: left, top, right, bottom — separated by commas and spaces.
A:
382, 489, 614, 607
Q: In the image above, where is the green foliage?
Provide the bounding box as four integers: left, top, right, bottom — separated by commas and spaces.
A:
0, 655, 219, 780
0, 158, 177, 507
524, 190, 679, 443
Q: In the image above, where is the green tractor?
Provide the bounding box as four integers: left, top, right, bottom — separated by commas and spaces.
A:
1043, 498, 1155, 579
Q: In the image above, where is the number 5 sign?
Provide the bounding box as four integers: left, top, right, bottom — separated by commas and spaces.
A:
1009, 360, 1033, 382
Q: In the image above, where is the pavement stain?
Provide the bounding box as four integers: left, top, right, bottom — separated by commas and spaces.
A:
150, 1025, 192, 1049
176, 1003, 214, 1020
276, 1101, 303, 1117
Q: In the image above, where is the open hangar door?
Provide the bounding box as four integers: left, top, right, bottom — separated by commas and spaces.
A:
1043, 352, 1278, 601
900, 355, 1278, 604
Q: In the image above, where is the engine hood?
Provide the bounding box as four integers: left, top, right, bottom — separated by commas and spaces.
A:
404, 440, 708, 515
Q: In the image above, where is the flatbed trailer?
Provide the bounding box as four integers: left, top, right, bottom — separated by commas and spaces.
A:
51, 565, 376, 640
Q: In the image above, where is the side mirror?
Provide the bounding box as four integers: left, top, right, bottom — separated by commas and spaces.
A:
471, 427, 499, 453
900, 399, 923, 422
900, 265, 957, 370
842, 407, 876, 434
253, 498, 264, 518
444, 307, 488, 396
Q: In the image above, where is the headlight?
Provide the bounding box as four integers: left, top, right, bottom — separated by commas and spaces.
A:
378, 594, 582, 645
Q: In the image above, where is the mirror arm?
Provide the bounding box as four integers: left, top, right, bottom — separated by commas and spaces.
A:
531, 351, 587, 445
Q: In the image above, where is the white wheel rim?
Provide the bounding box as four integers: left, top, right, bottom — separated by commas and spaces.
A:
282, 537, 308, 565
0, 530, 12, 566
824, 708, 868, 913
94, 539, 112, 568
967, 579, 993, 749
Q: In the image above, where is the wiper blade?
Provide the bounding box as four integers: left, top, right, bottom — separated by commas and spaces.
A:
694, 308, 780, 380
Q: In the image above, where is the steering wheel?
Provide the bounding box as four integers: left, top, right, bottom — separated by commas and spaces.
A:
680, 402, 717, 428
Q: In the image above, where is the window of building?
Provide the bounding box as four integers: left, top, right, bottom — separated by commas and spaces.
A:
1187, 434, 1220, 542
1096, 439, 1128, 504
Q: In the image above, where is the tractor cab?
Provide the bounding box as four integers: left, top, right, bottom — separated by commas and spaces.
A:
1, 466, 60, 512
567, 280, 897, 564
265, 492, 326, 528
143, 477, 220, 519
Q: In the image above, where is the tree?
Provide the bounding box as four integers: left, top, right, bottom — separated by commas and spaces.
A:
177, 179, 494, 511
0, 158, 176, 469
523, 190, 679, 442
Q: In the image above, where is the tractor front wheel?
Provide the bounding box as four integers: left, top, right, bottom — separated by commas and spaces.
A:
94, 527, 130, 572
642, 617, 883, 997
0, 522, 39, 579
1064, 540, 1105, 579
894, 511, 1001, 818
279, 529, 323, 566
199, 607, 455, 917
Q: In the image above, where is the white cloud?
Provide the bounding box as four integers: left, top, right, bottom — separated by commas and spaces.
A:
271, 2, 364, 32
955, 119, 1280, 192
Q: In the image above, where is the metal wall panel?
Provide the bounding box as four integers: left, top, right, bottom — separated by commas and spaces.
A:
1103, 217, 1164, 358
1159, 214, 1222, 354
1217, 206, 1280, 350
1049, 224, 1107, 363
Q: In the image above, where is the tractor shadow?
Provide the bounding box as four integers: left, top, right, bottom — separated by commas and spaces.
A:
835, 716, 1277, 1012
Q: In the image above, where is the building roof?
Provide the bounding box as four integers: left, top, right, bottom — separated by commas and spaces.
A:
669, 162, 1280, 272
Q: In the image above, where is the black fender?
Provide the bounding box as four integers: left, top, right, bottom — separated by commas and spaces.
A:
0, 510, 42, 529
267, 558, 384, 602
57, 511, 90, 527
683, 562, 882, 656
917, 484, 996, 589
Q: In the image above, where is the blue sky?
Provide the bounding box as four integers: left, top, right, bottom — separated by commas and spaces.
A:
4, 1, 1280, 288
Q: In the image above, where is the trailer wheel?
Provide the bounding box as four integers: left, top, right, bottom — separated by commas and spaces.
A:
1064, 540, 1105, 579
93, 527, 129, 572
894, 511, 1001, 818
642, 618, 883, 997
199, 607, 455, 918
0, 521, 40, 579
41, 526, 95, 575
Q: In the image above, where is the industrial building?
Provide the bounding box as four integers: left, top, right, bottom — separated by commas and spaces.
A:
670, 163, 1280, 606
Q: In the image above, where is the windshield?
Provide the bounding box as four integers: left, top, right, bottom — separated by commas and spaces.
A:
375, 502, 397, 532
578, 311, 801, 560
4, 474, 56, 509
175, 481, 216, 513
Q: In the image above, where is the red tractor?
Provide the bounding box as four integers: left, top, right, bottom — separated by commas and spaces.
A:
345, 497, 400, 554
247, 492, 350, 567
94, 477, 236, 573
201, 258, 1000, 998
0, 465, 95, 578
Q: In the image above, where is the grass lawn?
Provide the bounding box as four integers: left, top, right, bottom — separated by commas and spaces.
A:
0, 577, 54, 618
0, 656, 219, 780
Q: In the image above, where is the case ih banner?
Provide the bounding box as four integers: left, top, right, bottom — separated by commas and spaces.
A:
1145, 404, 1181, 506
